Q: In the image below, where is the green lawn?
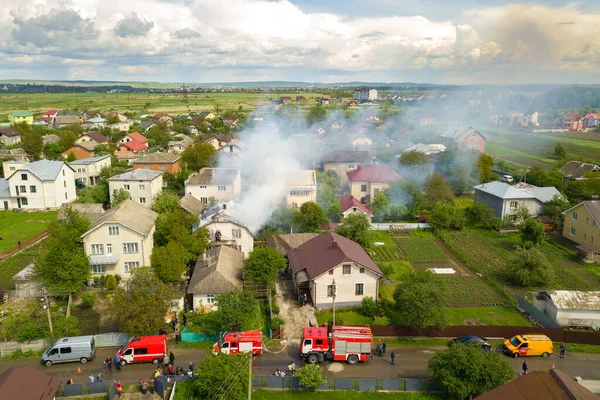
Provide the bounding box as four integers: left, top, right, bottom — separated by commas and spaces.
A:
0, 244, 41, 290
315, 309, 373, 326
447, 306, 533, 327
0, 210, 57, 252
253, 390, 444, 400
455, 195, 474, 210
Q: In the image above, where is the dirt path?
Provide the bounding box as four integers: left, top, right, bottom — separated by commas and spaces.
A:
275, 279, 315, 345
434, 240, 474, 276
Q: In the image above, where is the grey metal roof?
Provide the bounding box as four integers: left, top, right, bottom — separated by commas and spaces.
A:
441, 127, 485, 142
187, 246, 244, 294
84, 199, 158, 237
0, 178, 10, 198
107, 169, 163, 182
68, 155, 111, 165
8, 160, 70, 181
473, 181, 560, 202
542, 290, 600, 311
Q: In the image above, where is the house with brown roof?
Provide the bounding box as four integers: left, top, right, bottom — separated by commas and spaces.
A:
0, 128, 22, 146
133, 152, 181, 173
441, 127, 486, 153
187, 246, 244, 311
114, 140, 148, 161
76, 131, 108, 147
347, 165, 402, 204
265, 233, 318, 256
180, 194, 206, 225
185, 168, 241, 204
560, 161, 600, 182
583, 113, 600, 130
340, 195, 373, 223
202, 134, 234, 150
477, 369, 599, 400
563, 112, 584, 132
0, 366, 61, 400
288, 232, 382, 307
321, 150, 375, 184
61, 143, 96, 160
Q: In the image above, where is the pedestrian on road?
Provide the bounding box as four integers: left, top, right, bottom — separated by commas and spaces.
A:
105, 355, 112, 372
522, 361, 528, 375
154, 367, 161, 378
382, 341, 387, 355
188, 362, 194, 374
149, 378, 155, 394
169, 351, 175, 366
390, 351, 395, 366
291, 361, 296, 375
182, 313, 187, 327
140, 379, 147, 394
560, 343, 567, 359
175, 326, 180, 344
89, 374, 95, 383
96, 373, 103, 383
115, 354, 121, 370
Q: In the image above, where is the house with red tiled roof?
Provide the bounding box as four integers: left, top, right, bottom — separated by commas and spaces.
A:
114, 140, 148, 160
119, 132, 148, 146
151, 113, 173, 127
347, 165, 402, 204
583, 113, 600, 130
562, 112, 583, 132
62, 143, 96, 160
287, 232, 382, 307
340, 195, 373, 223
40, 109, 60, 122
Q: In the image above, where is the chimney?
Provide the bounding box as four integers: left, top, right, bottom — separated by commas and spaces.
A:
357, 165, 362, 171
222, 204, 227, 211
331, 239, 338, 249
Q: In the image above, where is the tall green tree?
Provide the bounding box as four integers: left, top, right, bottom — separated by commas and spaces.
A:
465, 202, 501, 229
393, 269, 449, 332
193, 292, 259, 334
543, 194, 570, 225
306, 104, 327, 125
520, 218, 546, 247
429, 203, 464, 232
428, 343, 514, 399
110, 188, 131, 207
21, 131, 44, 160
174, 354, 249, 400
295, 364, 327, 391
111, 267, 174, 335
244, 247, 287, 288
553, 143, 567, 159
35, 208, 90, 294
154, 208, 208, 263
506, 247, 553, 287
181, 142, 216, 171
151, 189, 181, 214
335, 213, 371, 248
400, 150, 429, 180
370, 192, 391, 222
294, 202, 328, 232
151, 242, 187, 283
423, 173, 454, 210
477, 154, 495, 183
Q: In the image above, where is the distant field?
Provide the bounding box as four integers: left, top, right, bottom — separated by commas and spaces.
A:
0, 210, 57, 252
0, 92, 323, 119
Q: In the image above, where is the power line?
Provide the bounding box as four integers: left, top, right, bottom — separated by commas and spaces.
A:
210, 355, 250, 400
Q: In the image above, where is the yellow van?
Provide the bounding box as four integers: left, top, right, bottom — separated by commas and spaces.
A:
503, 334, 553, 358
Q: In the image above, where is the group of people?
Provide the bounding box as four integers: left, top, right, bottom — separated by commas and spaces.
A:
271, 362, 298, 378
299, 293, 309, 306
138, 378, 154, 395
375, 340, 387, 357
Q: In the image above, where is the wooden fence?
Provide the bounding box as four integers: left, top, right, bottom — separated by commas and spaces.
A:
0, 231, 48, 262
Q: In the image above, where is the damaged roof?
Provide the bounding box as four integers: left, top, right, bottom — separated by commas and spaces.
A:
186, 168, 239, 185
187, 246, 244, 295
541, 290, 600, 311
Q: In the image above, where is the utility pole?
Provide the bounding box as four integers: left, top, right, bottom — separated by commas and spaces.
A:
248, 354, 252, 400
332, 280, 336, 326
41, 287, 53, 338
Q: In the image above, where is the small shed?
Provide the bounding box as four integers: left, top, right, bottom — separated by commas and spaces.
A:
537, 215, 555, 232
533, 290, 600, 329
11, 264, 40, 299
576, 244, 599, 263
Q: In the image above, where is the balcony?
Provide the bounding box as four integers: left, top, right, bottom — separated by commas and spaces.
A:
89, 253, 118, 265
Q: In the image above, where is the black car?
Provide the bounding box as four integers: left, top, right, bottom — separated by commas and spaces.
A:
450, 335, 492, 350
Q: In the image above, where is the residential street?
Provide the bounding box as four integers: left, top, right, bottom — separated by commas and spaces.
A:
1, 346, 599, 385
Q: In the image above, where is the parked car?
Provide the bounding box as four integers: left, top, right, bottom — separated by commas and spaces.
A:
41, 336, 97, 367
502, 334, 553, 358
501, 174, 514, 183
450, 335, 491, 350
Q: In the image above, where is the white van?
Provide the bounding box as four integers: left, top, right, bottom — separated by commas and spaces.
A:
502, 175, 514, 183
41, 336, 96, 367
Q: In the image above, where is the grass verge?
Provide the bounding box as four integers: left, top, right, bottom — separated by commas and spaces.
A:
315, 309, 373, 326
447, 307, 533, 327
252, 390, 444, 400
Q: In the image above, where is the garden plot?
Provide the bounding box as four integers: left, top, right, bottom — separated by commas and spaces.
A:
443, 276, 505, 307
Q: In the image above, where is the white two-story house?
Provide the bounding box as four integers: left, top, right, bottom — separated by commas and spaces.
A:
108, 169, 163, 207
288, 232, 383, 308
286, 170, 317, 208
81, 199, 158, 278
185, 168, 241, 205
197, 204, 255, 258
68, 155, 112, 187
0, 160, 76, 210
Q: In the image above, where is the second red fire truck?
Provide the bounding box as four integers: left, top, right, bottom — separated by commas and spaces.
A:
300, 325, 373, 365
212, 330, 263, 355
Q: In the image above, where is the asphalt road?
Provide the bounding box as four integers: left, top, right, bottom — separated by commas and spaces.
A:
0, 346, 598, 385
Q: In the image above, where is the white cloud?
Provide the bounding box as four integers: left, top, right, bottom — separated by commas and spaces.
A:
0, 1, 598, 83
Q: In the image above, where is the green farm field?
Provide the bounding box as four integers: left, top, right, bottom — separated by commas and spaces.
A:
0, 210, 57, 252
0, 92, 324, 120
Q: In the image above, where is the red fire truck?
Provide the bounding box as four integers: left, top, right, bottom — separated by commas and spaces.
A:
212, 330, 263, 355
300, 325, 372, 365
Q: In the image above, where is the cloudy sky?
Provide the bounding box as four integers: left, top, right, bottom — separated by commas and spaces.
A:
0, 0, 599, 84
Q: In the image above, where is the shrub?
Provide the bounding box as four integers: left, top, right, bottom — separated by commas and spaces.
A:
271, 317, 284, 330
271, 304, 280, 315
80, 292, 96, 307
17, 322, 47, 342
105, 274, 117, 290
114, 274, 122, 285
361, 297, 377, 318
92, 276, 100, 286
372, 316, 389, 326
98, 275, 107, 287
296, 364, 327, 391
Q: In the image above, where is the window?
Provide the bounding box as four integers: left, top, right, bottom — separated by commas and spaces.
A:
510, 201, 518, 208
124, 184, 130, 190
21, 198, 28, 206
160, 165, 165, 171
231, 342, 238, 348
21, 173, 27, 180
19, 185, 26, 193
584, 234, 587, 242
91, 265, 107, 274
374, 188, 379, 196
62, 170, 65, 176
315, 339, 324, 345
199, 185, 207, 189
123, 262, 140, 273
361, 184, 367, 192
139, 184, 145, 190
63, 181, 66, 188
122, 243, 139, 254
218, 185, 227, 191
91, 244, 104, 255
201, 197, 208, 204
573, 212, 578, 220
355, 283, 364, 296
108, 226, 120, 235
65, 192, 68, 200
587, 217, 589, 226
140, 198, 146, 204
592, 236, 595, 245
359, 267, 365, 274
106, 244, 113, 255
207, 294, 215, 304
343, 264, 351, 274
290, 189, 311, 196
570, 227, 576, 236
232, 228, 242, 238
134, 348, 148, 355
9, 167, 15, 171
327, 285, 336, 297
329, 269, 334, 275
60, 347, 72, 354
29, 186, 36, 193
348, 164, 355, 169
